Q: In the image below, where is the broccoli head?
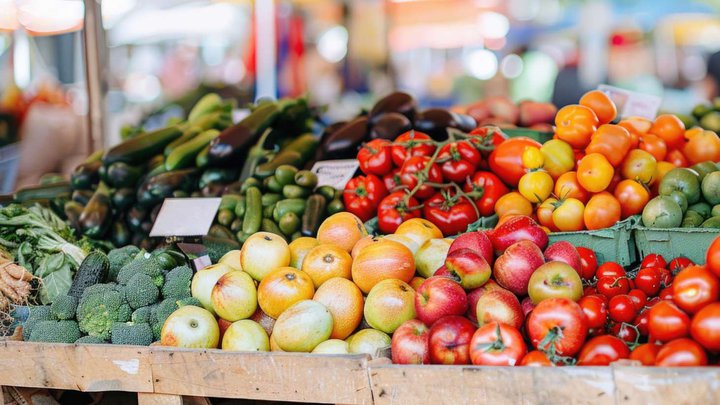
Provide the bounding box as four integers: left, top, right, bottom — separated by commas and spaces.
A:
131, 306, 153, 324
50, 295, 78, 320
108, 246, 141, 281
118, 303, 132, 322
75, 335, 107, 344
22, 306, 52, 341
29, 320, 82, 343
177, 296, 201, 307
117, 256, 165, 287
110, 322, 153, 346
126, 273, 160, 309
77, 285, 124, 340
161, 265, 192, 299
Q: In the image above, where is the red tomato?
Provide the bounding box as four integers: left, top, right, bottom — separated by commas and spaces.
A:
437, 141, 482, 183
578, 295, 608, 330
634, 268, 661, 297
668, 257, 694, 275
707, 237, 720, 279
463, 171, 510, 217
527, 298, 588, 357
576, 247, 598, 280
597, 276, 631, 299
658, 287, 673, 300
399, 156, 443, 200
488, 137, 542, 187
608, 295, 637, 323
690, 302, 720, 351
376, 191, 421, 234
671, 265, 719, 314
383, 169, 401, 191
641, 254, 667, 269
596, 262, 626, 279
519, 350, 555, 367
391, 131, 436, 166
630, 343, 661, 365
657, 268, 673, 287
610, 321, 639, 344
469, 322, 527, 366
655, 338, 708, 366
577, 335, 630, 366
343, 175, 388, 222
358, 139, 393, 176
627, 289, 648, 310
634, 309, 650, 336
584, 285, 598, 296
423, 190, 479, 236
648, 300, 690, 342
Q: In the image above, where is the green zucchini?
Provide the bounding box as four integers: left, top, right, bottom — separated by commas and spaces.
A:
103, 125, 183, 165
165, 129, 220, 170
254, 134, 318, 178
196, 144, 211, 168
68, 251, 110, 298
242, 187, 262, 234
14, 182, 72, 203
261, 218, 285, 238
78, 182, 112, 238
272, 198, 306, 222
164, 126, 202, 156
302, 194, 326, 236
188, 93, 222, 123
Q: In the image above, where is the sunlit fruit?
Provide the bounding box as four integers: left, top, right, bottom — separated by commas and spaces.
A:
301, 244, 353, 287
352, 239, 415, 294
211, 270, 257, 322
288, 237, 319, 269
317, 212, 368, 253
364, 279, 416, 334
191, 263, 233, 315
161, 305, 220, 349
272, 300, 333, 352
313, 277, 364, 340
257, 267, 315, 319
221, 320, 269, 352
240, 232, 291, 281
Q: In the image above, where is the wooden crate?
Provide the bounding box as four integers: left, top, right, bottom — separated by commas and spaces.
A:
0, 341, 374, 405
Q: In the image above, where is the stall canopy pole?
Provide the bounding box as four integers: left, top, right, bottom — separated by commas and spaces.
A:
82, 0, 107, 152
255, 0, 277, 100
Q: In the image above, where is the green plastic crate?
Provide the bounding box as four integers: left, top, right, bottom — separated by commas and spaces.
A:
364, 215, 498, 237
502, 128, 554, 144
633, 226, 718, 264
548, 216, 640, 266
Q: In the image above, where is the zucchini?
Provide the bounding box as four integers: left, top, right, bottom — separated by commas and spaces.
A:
103, 125, 183, 165
242, 187, 262, 234
164, 126, 202, 157
302, 194, 326, 236
14, 182, 72, 203
165, 129, 220, 170
188, 93, 222, 122
254, 134, 318, 178
239, 129, 274, 181
196, 144, 211, 168
79, 182, 113, 238
68, 251, 110, 298
261, 218, 285, 238
106, 161, 143, 188
272, 198, 306, 222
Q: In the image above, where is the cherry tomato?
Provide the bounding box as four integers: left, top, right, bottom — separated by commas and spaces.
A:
488, 137, 542, 187
577, 335, 630, 366
469, 322, 527, 366
610, 322, 639, 344
657, 268, 673, 287
554, 171, 590, 203
649, 114, 685, 151
672, 266, 719, 314
423, 189, 479, 236
613, 179, 650, 219
641, 254, 667, 270
579, 90, 617, 125
577, 247, 598, 280
377, 191, 421, 234
522, 146, 544, 169
634, 268, 661, 297
343, 175, 388, 222
578, 295, 608, 330
583, 285, 598, 296
527, 297, 588, 357
437, 141, 482, 183
577, 153, 614, 193
358, 139, 394, 176
391, 131, 436, 166
608, 294, 637, 323
647, 300, 690, 342
690, 302, 720, 352
630, 343, 661, 365
627, 289, 648, 310
399, 156, 443, 200
539, 139, 576, 178
583, 192, 621, 230
554, 104, 599, 149
382, 169, 401, 191
655, 338, 708, 366
666, 149, 689, 168
519, 350, 555, 367
659, 286, 673, 300
668, 257, 694, 275
596, 262, 626, 279
552, 198, 585, 232
597, 276, 631, 299
634, 309, 650, 336
707, 236, 720, 279
463, 171, 510, 217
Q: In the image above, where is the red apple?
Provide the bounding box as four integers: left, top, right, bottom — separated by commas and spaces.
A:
521, 297, 536, 316
392, 319, 430, 364
486, 95, 520, 124
519, 100, 558, 127
475, 289, 524, 330
218, 318, 233, 342
544, 241, 582, 274
487, 215, 548, 253
448, 232, 493, 266
493, 240, 545, 296
415, 276, 468, 326
444, 248, 491, 290
428, 315, 476, 365
528, 261, 584, 304
434, 265, 451, 278
250, 307, 276, 337
466, 280, 506, 324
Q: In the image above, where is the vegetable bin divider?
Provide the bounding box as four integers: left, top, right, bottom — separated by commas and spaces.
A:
548, 216, 639, 266
633, 226, 719, 264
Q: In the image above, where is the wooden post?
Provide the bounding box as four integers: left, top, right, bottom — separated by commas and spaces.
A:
82, 0, 107, 151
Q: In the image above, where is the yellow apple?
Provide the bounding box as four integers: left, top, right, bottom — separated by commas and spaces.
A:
414, 238, 452, 278
241, 232, 291, 281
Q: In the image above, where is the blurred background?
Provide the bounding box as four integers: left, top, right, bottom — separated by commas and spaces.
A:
3, 0, 720, 186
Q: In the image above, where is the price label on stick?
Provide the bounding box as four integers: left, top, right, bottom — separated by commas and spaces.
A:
149, 198, 222, 238
310, 159, 360, 190
597, 84, 661, 120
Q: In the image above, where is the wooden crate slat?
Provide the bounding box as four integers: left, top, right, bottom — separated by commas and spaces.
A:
612, 366, 720, 404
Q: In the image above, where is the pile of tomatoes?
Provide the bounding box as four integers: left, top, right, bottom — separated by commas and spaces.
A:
345, 129, 511, 236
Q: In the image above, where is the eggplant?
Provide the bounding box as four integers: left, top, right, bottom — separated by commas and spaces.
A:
110, 220, 131, 247
369, 112, 413, 140
206, 102, 280, 165
72, 189, 94, 205
199, 168, 240, 189
71, 160, 102, 190
136, 169, 198, 207
106, 161, 143, 188
127, 206, 147, 233
414, 109, 478, 141
78, 182, 112, 238
369, 92, 417, 124
320, 117, 369, 160
111, 188, 136, 210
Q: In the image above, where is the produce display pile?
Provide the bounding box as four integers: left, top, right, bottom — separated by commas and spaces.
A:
1, 88, 720, 373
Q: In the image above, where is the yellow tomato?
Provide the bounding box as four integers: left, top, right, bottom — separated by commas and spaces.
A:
540, 139, 575, 178
522, 146, 544, 170
495, 192, 533, 218
621, 149, 657, 185
518, 171, 554, 203
552, 198, 585, 232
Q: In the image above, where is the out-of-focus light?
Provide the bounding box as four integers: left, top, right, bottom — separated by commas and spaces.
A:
13, 31, 30, 87
478, 12, 510, 39
464, 49, 498, 80
18, 0, 84, 34
486, 37, 506, 50
102, 0, 137, 28
223, 59, 246, 84
202, 38, 228, 66
123, 73, 162, 103
501, 54, 524, 78
0, 0, 19, 31
474, 0, 499, 6
535, 0, 561, 25
509, 0, 539, 22
317, 26, 348, 63
683, 54, 706, 81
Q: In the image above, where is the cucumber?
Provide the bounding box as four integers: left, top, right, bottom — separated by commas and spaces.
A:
327, 198, 344, 215
263, 204, 275, 219
275, 165, 299, 186
106, 161, 143, 188
14, 182, 72, 203
230, 217, 243, 233
219, 194, 243, 211
68, 251, 110, 298
261, 193, 282, 207
234, 197, 246, 218
273, 199, 306, 222
261, 218, 285, 238
302, 194, 326, 236
240, 178, 262, 194
317, 185, 336, 201
217, 209, 235, 227
103, 125, 183, 165
283, 184, 311, 199
164, 126, 201, 157
255, 151, 303, 179
242, 187, 262, 234
188, 93, 222, 122
294, 170, 318, 189
208, 224, 235, 240
165, 129, 220, 170
265, 176, 284, 193
279, 212, 300, 236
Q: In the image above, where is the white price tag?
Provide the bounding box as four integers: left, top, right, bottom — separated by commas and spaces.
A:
310, 159, 360, 190
597, 85, 661, 120
150, 198, 222, 237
